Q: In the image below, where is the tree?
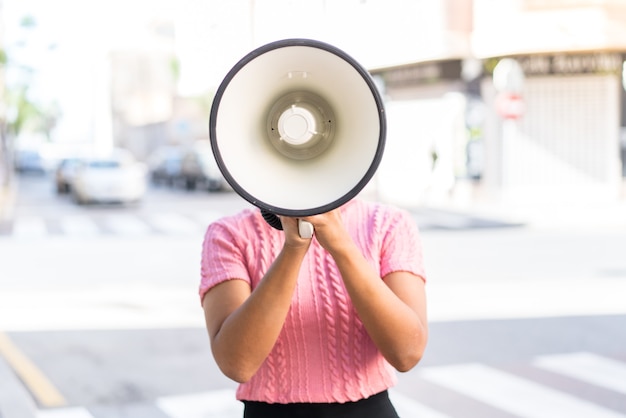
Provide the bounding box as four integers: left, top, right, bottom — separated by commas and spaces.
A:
0, 14, 60, 186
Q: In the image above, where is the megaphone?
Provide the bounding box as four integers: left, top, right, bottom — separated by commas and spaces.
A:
209, 39, 386, 238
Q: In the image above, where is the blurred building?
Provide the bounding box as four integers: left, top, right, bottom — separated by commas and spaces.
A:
372, 0, 626, 206
101, 0, 626, 207
109, 19, 176, 160
108, 15, 217, 161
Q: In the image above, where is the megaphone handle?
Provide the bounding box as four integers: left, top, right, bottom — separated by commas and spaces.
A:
298, 220, 314, 239
261, 210, 283, 230
260, 209, 314, 238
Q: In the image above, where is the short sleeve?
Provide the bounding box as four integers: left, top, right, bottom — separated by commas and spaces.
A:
379, 208, 426, 282
199, 219, 251, 304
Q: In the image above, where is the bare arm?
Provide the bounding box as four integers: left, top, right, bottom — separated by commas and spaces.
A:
202, 218, 310, 383
301, 210, 428, 372
203, 209, 427, 383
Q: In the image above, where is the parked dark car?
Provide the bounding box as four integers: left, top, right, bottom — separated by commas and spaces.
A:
147, 145, 184, 186
14, 149, 46, 174
179, 141, 227, 192
55, 158, 83, 194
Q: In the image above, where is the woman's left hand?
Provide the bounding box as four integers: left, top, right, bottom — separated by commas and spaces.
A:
299, 209, 351, 253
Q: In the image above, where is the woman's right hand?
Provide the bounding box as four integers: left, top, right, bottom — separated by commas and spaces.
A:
279, 216, 313, 249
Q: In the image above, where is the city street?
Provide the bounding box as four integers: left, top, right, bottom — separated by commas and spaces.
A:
1, 174, 626, 418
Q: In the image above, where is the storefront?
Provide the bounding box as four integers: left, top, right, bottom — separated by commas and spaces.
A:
482, 52, 625, 204
371, 51, 626, 206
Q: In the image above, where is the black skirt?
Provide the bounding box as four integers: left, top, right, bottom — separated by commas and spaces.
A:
242, 390, 400, 418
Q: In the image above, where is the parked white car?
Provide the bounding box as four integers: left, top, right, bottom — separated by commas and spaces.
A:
72, 152, 147, 204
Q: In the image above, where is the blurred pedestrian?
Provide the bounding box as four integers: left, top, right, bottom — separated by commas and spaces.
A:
200, 197, 428, 417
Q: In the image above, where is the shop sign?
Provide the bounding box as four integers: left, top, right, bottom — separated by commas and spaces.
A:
515, 53, 623, 76
375, 60, 463, 87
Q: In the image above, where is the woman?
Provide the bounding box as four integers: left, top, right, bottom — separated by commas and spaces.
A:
200, 197, 428, 417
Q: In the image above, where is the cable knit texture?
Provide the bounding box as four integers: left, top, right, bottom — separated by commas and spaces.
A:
199, 198, 426, 404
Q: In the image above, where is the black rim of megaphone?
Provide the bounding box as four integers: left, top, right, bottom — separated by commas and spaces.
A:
209, 38, 386, 217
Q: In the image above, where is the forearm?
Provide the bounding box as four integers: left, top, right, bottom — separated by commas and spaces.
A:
330, 242, 427, 371
210, 245, 307, 382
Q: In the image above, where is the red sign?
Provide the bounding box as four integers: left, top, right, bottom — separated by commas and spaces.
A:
495, 92, 525, 120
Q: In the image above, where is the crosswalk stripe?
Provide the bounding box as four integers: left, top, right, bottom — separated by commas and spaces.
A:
156, 389, 243, 418
191, 211, 223, 229
13, 217, 48, 239
103, 215, 152, 235
419, 363, 626, 418
534, 352, 626, 395
154, 389, 451, 418
27, 353, 626, 418
147, 213, 201, 235
36, 407, 95, 418
59, 215, 100, 237
389, 389, 453, 418
4, 213, 218, 238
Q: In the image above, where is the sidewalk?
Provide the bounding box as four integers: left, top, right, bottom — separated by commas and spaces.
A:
409, 180, 626, 231
415, 199, 626, 231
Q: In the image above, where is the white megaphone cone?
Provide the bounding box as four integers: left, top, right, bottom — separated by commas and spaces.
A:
209, 39, 386, 238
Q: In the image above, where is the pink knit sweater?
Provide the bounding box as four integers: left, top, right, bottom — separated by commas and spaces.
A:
199, 199, 426, 404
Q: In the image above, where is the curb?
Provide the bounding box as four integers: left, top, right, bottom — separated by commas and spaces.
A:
411, 206, 525, 231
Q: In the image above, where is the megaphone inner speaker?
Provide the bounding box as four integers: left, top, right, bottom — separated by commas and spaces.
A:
210, 39, 386, 217
267, 91, 335, 160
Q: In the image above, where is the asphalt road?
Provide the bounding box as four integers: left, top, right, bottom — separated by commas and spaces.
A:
1, 173, 625, 418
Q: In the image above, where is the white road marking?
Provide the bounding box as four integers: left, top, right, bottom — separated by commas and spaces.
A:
36, 407, 95, 418
0, 286, 204, 332
419, 363, 626, 418
13, 217, 48, 239
104, 215, 151, 235
534, 352, 626, 395
191, 211, 223, 229
147, 213, 200, 235
156, 389, 243, 418
59, 215, 100, 237
426, 277, 626, 322
1, 279, 625, 332
389, 389, 452, 418
155, 389, 453, 418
